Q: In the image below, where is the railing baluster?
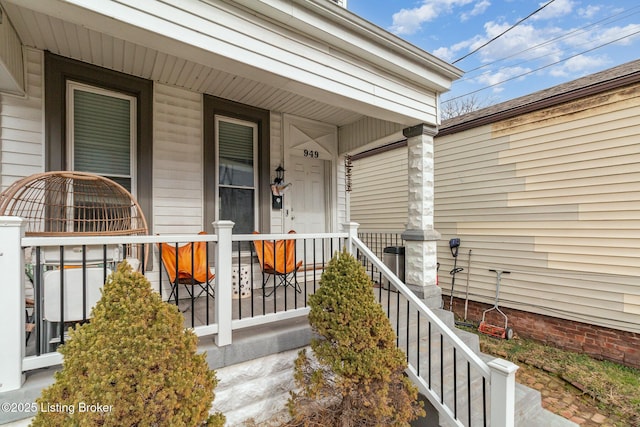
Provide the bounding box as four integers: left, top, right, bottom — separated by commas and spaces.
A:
468, 361, 472, 426
454, 347, 458, 420
236, 241, 242, 320
82, 245, 87, 321
405, 300, 410, 361
416, 311, 420, 375
35, 246, 42, 356
190, 242, 195, 327
440, 333, 444, 404
483, 377, 487, 427
428, 321, 432, 389
59, 246, 65, 345
250, 241, 256, 318
206, 241, 211, 325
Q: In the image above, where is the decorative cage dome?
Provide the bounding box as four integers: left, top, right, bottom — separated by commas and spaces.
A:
0, 171, 148, 237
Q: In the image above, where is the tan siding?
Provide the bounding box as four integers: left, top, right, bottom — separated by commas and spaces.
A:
0, 48, 43, 191
152, 84, 203, 234
350, 147, 407, 232
338, 117, 403, 154
435, 82, 640, 333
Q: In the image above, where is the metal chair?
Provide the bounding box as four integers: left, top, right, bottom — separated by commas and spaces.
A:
158, 233, 215, 304
253, 231, 302, 296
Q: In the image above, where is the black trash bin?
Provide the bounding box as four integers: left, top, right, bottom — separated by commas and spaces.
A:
383, 246, 405, 285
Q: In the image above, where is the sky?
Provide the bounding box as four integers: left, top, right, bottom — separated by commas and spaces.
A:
346, 0, 640, 109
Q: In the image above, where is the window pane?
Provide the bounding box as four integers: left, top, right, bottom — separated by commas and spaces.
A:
219, 121, 254, 187
219, 187, 254, 234
74, 89, 131, 177
106, 176, 132, 192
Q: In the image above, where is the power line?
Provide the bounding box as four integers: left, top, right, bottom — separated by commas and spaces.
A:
452, 0, 556, 64
457, 22, 640, 87
443, 27, 640, 103
462, 5, 640, 77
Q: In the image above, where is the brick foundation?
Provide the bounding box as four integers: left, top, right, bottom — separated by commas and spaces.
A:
445, 297, 640, 369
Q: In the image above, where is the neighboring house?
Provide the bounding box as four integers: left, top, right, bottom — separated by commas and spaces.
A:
351, 59, 640, 369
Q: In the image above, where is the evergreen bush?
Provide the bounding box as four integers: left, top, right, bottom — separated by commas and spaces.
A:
288, 249, 425, 426
31, 262, 224, 427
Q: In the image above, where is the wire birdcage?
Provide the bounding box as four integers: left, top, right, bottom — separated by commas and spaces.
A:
0, 171, 148, 237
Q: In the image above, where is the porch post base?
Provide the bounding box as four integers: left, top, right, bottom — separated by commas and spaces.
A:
406, 282, 442, 309
402, 228, 441, 309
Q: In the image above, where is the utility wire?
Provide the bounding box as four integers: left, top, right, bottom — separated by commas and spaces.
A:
443, 27, 640, 103
462, 5, 640, 76
452, 0, 556, 64
457, 22, 640, 86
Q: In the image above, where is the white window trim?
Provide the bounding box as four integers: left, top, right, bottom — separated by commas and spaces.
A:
214, 115, 259, 229
66, 81, 137, 195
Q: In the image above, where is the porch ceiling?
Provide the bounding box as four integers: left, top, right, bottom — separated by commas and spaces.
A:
1, 1, 361, 126
1, 0, 461, 129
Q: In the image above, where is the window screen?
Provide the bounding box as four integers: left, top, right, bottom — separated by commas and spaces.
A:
71, 85, 135, 192
217, 118, 257, 234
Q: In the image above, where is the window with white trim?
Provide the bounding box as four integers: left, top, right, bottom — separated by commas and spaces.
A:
215, 116, 258, 234
67, 81, 137, 193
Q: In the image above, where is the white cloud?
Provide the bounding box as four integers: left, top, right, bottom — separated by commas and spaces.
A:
532, 0, 576, 21
548, 55, 609, 77
597, 23, 640, 46
461, 0, 491, 22
390, 0, 475, 35
473, 65, 532, 93
434, 38, 480, 61
475, 21, 564, 63
578, 5, 600, 19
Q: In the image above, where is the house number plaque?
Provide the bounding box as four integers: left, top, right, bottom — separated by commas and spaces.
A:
303, 149, 319, 159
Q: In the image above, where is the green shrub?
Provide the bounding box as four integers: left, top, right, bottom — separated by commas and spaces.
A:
31, 262, 224, 427
288, 249, 425, 426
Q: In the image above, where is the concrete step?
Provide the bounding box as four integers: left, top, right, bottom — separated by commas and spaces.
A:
214, 349, 299, 426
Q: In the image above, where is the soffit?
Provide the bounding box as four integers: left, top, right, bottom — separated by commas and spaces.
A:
1, 1, 364, 126
2, 0, 457, 127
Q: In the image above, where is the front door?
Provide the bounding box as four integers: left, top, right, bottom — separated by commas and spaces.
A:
290, 155, 326, 265
284, 115, 337, 264
290, 155, 326, 234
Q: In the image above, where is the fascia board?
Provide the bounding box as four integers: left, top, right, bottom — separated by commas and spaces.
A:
234, 0, 463, 91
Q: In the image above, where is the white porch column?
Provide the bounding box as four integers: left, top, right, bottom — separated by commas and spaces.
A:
401, 124, 442, 308
0, 217, 26, 392
213, 220, 234, 347
343, 222, 359, 256
488, 358, 519, 427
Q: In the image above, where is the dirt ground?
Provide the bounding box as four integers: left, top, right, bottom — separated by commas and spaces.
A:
515, 362, 628, 426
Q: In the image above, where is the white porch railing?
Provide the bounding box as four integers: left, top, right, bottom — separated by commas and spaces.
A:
350, 234, 518, 427
0, 218, 348, 392
0, 217, 515, 426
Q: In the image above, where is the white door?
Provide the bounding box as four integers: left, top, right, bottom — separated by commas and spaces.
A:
290, 155, 326, 234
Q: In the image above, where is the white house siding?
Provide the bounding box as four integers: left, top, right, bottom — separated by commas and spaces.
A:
270, 112, 284, 233
351, 147, 407, 232
0, 48, 43, 192
336, 154, 347, 230
0, 6, 24, 95
152, 83, 204, 234
435, 83, 640, 334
